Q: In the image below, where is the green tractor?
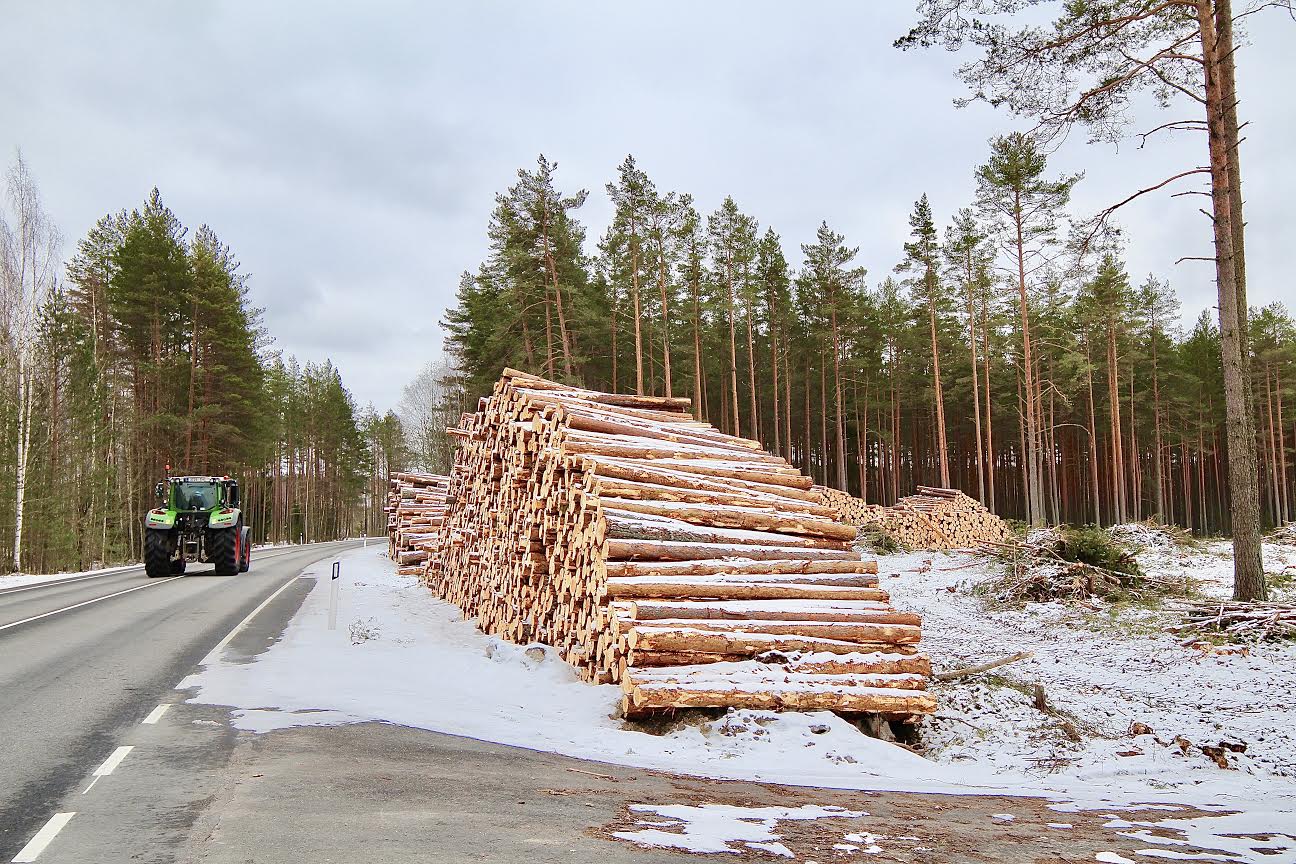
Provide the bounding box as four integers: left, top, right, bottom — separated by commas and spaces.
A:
144, 475, 251, 577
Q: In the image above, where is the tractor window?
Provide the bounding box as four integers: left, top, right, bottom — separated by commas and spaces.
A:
176, 482, 219, 510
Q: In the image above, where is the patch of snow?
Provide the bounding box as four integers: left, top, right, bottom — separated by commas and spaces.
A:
611, 803, 863, 856
1096, 853, 1137, 864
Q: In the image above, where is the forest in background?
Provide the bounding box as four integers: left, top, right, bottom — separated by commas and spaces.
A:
0, 157, 407, 574
441, 0, 1295, 606
441, 143, 1294, 537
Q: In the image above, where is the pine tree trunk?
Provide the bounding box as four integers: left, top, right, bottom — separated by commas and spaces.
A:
1198, 0, 1265, 600
783, 344, 792, 464
1106, 319, 1126, 523
746, 308, 759, 442
928, 292, 950, 487
1278, 369, 1290, 523
632, 232, 645, 395
1152, 335, 1166, 522
540, 198, 575, 378
1013, 195, 1042, 524
726, 255, 740, 436
691, 277, 705, 419
769, 293, 780, 455
1267, 367, 1281, 524
819, 355, 829, 486
967, 278, 986, 503
1086, 343, 1102, 525
657, 252, 672, 398
982, 296, 996, 512
832, 307, 847, 491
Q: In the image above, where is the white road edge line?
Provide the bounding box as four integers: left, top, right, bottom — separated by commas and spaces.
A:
92, 745, 133, 777
141, 704, 170, 725
0, 579, 181, 633
11, 812, 75, 863
201, 573, 307, 663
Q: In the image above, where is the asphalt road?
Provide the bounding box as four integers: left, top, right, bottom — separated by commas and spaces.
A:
0, 541, 363, 860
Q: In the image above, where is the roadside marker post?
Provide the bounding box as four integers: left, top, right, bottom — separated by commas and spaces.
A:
328, 561, 340, 631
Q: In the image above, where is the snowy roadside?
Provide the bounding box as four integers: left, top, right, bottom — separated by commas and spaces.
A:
183, 544, 1296, 814
0, 562, 140, 590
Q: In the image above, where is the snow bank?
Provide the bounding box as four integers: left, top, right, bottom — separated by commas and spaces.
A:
182, 545, 1296, 820
182, 547, 966, 795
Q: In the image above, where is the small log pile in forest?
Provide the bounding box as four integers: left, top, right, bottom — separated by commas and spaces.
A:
1166, 600, 1296, 642
818, 485, 1013, 551
386, 472, 450, 575
425, 369, 934, 721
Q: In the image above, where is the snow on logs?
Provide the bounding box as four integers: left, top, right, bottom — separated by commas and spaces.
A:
424, 369, 934, 721
818, 484, 1013, 550
386, 472, 450, 574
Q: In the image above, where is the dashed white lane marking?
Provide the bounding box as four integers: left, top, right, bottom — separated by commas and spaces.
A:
92, 745, 133, 777
11, 812, 75, 862
141, 704, 170, 725
0, 578, 182, 632
200, 574, 305, 662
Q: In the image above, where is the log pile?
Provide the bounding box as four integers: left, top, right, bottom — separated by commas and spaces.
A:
425, 369, 934, 720
818, 485, 1013, 550
386, 472, 450, 575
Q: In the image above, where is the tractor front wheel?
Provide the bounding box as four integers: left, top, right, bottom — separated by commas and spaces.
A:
209, 526, 238, 576
145, 529, 173, 578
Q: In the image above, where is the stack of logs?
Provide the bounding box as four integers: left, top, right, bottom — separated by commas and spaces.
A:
425, 369, 935, 720
387, 472, 450, 575
818, 485, 1012, 551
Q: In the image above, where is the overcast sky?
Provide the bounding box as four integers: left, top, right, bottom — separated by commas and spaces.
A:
6, 2, 1293, 411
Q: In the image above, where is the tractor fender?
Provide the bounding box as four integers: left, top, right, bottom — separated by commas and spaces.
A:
146, 509, 177, 529
208, 507, 241, 529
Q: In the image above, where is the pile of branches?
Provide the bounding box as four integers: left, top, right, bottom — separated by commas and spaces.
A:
977, 526, 1179, 603
1166, 601, 1296, 642
1270, 523, 1296, 547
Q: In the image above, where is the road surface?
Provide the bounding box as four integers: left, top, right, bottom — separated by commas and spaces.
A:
0, 541, 362, 860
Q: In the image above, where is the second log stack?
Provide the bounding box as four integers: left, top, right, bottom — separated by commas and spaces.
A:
424, 369, 935, 720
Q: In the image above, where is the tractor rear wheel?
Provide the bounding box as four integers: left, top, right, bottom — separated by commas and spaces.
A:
145, 529, 173, 578
209, 526, 238, 576
238, 526, 252, 572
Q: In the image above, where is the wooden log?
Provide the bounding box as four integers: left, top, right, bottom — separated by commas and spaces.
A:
604, 539, 860, 561
625, 600, 920, 626
604, 579, 890, 602
627, 627, 920, 656
604, 559, 878, 578
599, 498, 858, 541
622, 681, 938, 715
626, 620, 922, 644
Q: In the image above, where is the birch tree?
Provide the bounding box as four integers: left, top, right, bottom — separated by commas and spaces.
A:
1, 153, 61, 572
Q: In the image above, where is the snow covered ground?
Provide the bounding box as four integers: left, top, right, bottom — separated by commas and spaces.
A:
181, 539, 1296, 856
899, 529, 1296, 799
